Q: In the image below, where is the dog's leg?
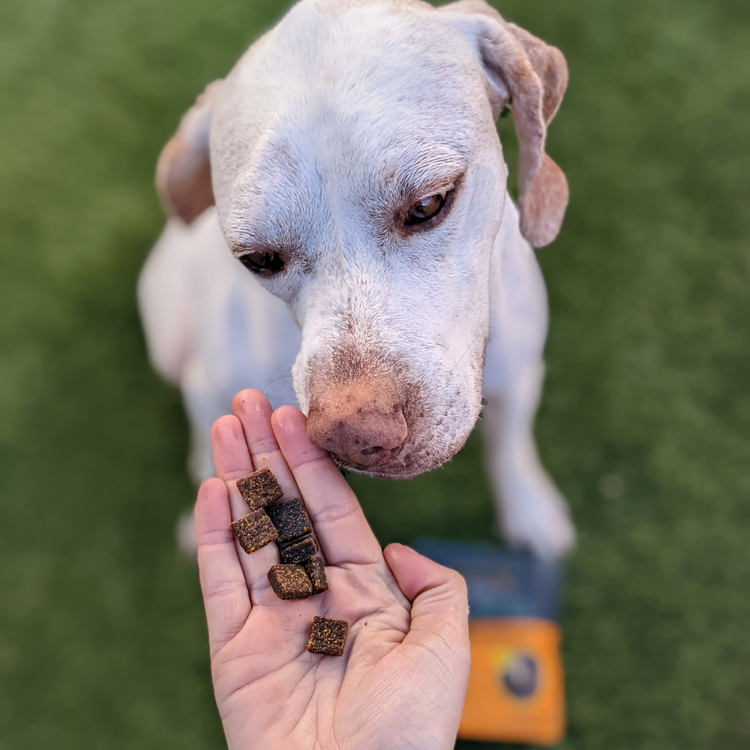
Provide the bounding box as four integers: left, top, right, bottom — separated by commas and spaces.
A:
141, 211, 302, 557
173, 356, 235, 557
181, 359, 231, 484
481, 364, 575, 560
482, 207, 575, 560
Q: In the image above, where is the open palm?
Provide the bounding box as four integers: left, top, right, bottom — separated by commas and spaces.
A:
195, 390, 470, 750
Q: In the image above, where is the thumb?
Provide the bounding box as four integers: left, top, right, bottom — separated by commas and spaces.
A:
384, 543, 471, 662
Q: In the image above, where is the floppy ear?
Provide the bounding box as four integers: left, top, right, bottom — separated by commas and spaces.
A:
155, 80, 222, 224
441, 0, 569, 247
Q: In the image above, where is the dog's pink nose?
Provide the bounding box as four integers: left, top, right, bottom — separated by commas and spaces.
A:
307, 383, 407, 469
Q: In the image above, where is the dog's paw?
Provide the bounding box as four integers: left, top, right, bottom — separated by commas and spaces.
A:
497, 468, 576, 561
176, 508, 198, 561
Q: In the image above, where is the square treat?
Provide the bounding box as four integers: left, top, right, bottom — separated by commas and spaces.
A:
268, 564, 313, 600
230, 511, 279, 554
304, 557, 329, 595
267, 498, 312, 543
236, 467, 283, 510
280, 535, 319, 565
306, 616, 349, 657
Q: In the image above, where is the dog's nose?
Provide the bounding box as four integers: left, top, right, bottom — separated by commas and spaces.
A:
307, 384, 407, 469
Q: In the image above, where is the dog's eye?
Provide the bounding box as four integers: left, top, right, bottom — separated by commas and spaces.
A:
238, 249, 284, 275
405, 193, 446, 225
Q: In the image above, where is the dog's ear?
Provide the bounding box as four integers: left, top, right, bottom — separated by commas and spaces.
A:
155, 80, 222, 224
441, 1, 569, 247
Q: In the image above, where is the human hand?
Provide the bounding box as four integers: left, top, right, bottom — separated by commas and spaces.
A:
195, 389, 470, 750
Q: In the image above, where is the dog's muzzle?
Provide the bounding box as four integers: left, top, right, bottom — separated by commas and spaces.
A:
306, 379, 408, 472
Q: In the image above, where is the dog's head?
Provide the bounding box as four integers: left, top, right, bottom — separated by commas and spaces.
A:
156, 0, 568, 478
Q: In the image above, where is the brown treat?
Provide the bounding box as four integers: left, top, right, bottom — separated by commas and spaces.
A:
280, 535, 319, 565
236, 467, 283, 510
267, 498, 312, 543
304, 557, 329, 595
230, 511, 278, 554
306, 616, 349, 657
267, 564, 313, 600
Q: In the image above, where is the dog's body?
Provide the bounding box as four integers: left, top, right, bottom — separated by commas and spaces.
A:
139, 0, 576, 559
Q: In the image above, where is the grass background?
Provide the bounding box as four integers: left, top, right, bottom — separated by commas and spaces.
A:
1, 0, 749, 747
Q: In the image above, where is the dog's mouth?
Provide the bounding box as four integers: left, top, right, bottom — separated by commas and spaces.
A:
330, 455, 421, 480
327, 451, 401, 477
332, 457, 431, 481
327, 433, 469, 480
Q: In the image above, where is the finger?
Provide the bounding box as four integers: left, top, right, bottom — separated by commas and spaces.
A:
232, 390, 302, 501
383, 544, 471, 666
384, 543, 470, 741
271, 405, 382, 566
195, 478, 251, 659
231, 389, 304, 603
211, 415, 281, 601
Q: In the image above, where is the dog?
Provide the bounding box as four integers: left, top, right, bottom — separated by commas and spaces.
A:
138, 0, 576, 560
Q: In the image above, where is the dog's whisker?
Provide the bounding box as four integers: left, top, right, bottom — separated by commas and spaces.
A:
449, 343, 472, 373
262, 376, 294, 398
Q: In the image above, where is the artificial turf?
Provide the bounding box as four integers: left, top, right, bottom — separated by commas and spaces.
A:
1, 0, 749, 748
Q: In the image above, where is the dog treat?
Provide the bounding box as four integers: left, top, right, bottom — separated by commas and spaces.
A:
303, 557, 329, 595
267, 498, 312, 543
230, 510, 279, 554
236, 467, 283, 510
306, 616, 349, 657
280, 535, 319, 565
267, 564, 314, 600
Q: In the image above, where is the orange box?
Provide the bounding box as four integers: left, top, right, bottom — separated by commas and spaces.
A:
458, 618, 566, 746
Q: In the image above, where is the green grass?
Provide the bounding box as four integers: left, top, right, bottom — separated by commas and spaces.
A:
1, 0, 749, 747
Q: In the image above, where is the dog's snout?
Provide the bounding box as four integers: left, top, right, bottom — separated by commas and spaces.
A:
307, 381, 407, 470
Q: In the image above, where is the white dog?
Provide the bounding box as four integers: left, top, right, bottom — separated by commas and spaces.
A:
139, 0, 575, 559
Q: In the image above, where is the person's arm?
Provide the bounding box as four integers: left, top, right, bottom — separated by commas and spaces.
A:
195, 388, 470, 750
